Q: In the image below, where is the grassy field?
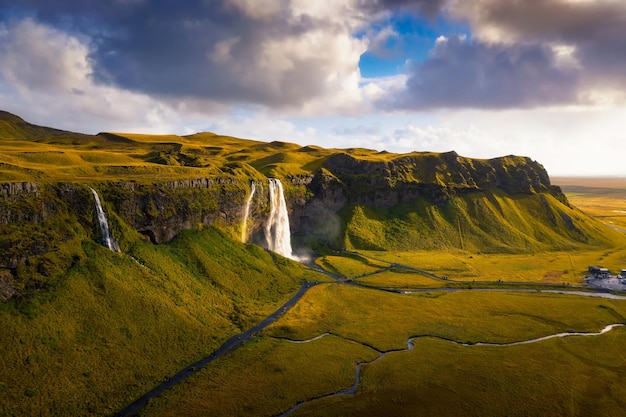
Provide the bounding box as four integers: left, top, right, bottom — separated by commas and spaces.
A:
309, 246, 626, 287
555, 176, 626, 232
141, 335, 378, 417
3, 112, 626, 417
352, 248, 626, 285
142, 284, 626, 417
357, 269, 447, 288
264, 285, 626, 350
294, 328, 626, 417
0, 228, 322, 417
314, 253, 390, 278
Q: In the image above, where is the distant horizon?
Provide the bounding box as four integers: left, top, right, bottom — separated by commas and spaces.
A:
1, 1, 625, 177
5, 107, 626, 179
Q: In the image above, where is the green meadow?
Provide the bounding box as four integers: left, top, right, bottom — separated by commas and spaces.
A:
142, 284, 626, 417
294, 329, 626, 417
555, 176, 626, 232
352, 248, 626, 285
0, 228, 321, 417
2, 113, 626, 416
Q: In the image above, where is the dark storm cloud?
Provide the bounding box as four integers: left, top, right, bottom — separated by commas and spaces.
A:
389, 0, 626, 110
460, 0, 624, 40
391, 36, 579, 109
455, 0, 626, 88
0, 0, 353, 108
2, 0, 625, 112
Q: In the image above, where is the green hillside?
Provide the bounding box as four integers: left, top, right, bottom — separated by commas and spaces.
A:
1, 111, 626, 416
1, 110, 623, 284
0, 227, 320, 416
341, 190, 622, 252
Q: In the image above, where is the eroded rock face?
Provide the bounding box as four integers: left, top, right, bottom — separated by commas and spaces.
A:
285, 152, 562, 243
0, 269, 16, 301
0, 153, 560, 249
101, 178, 245, 243
0, 182, 40, 196
0, 152, 567, 297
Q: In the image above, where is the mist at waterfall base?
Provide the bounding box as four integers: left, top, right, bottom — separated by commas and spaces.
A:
89, 187, 118, 252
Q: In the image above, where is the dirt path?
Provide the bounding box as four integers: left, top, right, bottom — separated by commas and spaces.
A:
113, 282, 317, 417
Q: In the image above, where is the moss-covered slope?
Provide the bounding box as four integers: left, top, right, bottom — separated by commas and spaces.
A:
0, 227, 318, 416
1, 110, 624, 291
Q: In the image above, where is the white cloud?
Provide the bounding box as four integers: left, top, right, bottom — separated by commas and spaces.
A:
0, 18, 180, 133
278, 107, 626, 176
0, 19, 89, 94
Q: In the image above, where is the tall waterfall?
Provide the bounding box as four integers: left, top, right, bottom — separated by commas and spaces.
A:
264, 178, 294, 259
241, 181, 256, 242
89, 187, 117, 251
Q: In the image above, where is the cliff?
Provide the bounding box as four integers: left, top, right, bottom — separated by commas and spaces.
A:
0, 110, 621, 301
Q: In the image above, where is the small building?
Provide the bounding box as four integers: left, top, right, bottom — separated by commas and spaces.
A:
588, 266, 609, 278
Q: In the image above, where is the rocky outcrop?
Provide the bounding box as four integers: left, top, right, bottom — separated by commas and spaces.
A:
0, 183, 91, 270
0, 177, 252, 301
0, 182, 40, 196
0, 178, 251, 271
101, 177, 246, 243
0, 152, 563, 253
0, 149, 572, 300
0, 269, 17, 301
286, 151, 564, 244
318, 151, 553, 204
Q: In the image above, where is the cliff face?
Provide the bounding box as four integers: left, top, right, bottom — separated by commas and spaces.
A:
286, 151, 568, 246
318, 151, 554, 202
0, 146, 590, 302
100, 178, 246, 243
0, 179, 251, 301
0, 183, 91, 268
0, 154, 567, 271
2, 110, 616, 303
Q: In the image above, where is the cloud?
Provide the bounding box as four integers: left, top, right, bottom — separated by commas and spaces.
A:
313, 107, 626, 176
330, 124, 381, 136
387, 35, 581, 110
450, 0, 626, 44
10, 0, 623, 115
0, 0, 379, 115
0, 18, 180, 133
447, 0, 626, 94
362, 0, 448, 17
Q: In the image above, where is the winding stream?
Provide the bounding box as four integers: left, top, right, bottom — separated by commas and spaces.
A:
275, 323, 625, 416
114, 252, 626, 417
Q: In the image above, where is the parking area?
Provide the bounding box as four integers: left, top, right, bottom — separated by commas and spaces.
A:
584, 275, 626, 292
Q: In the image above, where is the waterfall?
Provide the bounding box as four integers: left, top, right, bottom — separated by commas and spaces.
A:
241, 181, 256, 242
264, 178, 294, 259
89, 187, 118, 251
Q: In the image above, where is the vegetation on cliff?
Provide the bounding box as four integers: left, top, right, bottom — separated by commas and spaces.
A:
1, 111, 626, 416
0, 227, 320, 416
1, 110, 624, 301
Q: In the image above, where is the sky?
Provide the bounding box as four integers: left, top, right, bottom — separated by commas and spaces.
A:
0, 0, 625, 176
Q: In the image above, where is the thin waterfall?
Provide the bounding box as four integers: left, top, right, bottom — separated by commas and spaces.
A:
241, 181, 256, 242
89, 187, 117, 251
264, 178, 294, 259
